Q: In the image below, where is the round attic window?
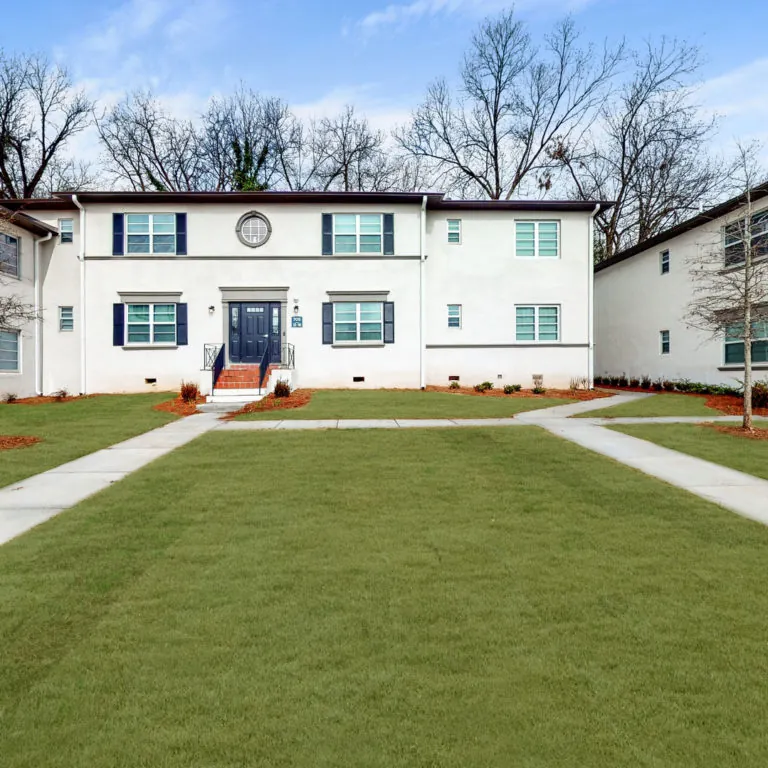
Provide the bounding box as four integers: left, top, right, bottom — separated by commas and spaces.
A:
236, 211, 271, 247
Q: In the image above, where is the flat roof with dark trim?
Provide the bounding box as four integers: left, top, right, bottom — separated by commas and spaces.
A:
595, 182, 768, 273
1, 190, 612, 213
0, 206, 59, 236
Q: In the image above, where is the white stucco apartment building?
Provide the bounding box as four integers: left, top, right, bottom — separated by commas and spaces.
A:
595, 186, 768, 386
1, 191, 605, 399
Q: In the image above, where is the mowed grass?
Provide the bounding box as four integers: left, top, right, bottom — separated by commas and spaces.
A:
580, 392, 722, 418
611, 422, 768, 480
1, 428, 767, 767
0, 394, 177, 487
237, 388, 573, 419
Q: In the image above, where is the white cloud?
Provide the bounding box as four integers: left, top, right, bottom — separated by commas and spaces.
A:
353, 0, 597, 34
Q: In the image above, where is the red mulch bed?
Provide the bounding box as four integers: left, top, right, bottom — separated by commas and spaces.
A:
703, 424, 768, 440
426, 385, 610, 401
153, 396, 206, 417
600, 386, 768, 417
0, 435, 41, 450
226, 389, 313, 419
5, 395, 86, 405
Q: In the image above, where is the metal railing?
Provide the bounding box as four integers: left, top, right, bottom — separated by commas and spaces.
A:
258, 342, 272, 390
203, 343, 226, 390
282, 342, 295, 370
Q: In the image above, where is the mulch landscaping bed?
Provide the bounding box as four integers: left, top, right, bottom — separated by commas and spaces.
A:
0, 435, 41, 450
426, 385, 610, 401
4, 395, 86, 405
226, 389, 313, 418
601, 387, 768, 417
153, 396, 206, 417
703, 424, 768, 440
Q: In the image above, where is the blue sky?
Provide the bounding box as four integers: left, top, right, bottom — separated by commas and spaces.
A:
4, 0, 768, 161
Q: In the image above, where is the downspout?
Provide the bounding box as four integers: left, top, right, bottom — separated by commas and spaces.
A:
34, 231, 53, 395
588, 203, 601, 388
72, 195, 86, 395
419, 195, 428, 389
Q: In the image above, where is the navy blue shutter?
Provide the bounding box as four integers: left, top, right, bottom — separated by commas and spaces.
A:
113, 303, 125, 346
383, 302, 395, 343
112, 213, 124, 256
175, 213, 187, 255
176, 303, 188, 345
383, 214, 394, 255
322, 214, 333, 255
322, 302, 333, 344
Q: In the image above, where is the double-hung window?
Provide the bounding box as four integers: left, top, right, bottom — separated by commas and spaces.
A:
515, 221, 559, 258
126, 214, 176, 254
333, 302, 383, 343
59, 306, 74, 332
0, 330, 19, 371
516, 306, 559, 342
333, 214, 382, 254
126, 303, 177, 345
660, 330, 670, 355
0, 233, 19, 277
448, 304, 462, 328
724, 210, 768, 267
660, 250, 670, 274
724, 320, 768, 364
59, 219, 74, 244
447, 219, 461, 244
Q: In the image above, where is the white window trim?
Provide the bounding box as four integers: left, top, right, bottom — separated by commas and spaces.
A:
447, 303, 462, 329
59, 306, 74, 332
723, 210, 768, 267
0, 329, 20, 374
514, 220, 560, 259
515, 304, 561, 343
125, 303, 177, 346
332, 301, 384, 345
331, 213, 384, 256
0, 233, 20, 280
660, 330, 670, 355
447, 219, 462, 245
660, 249, 670, 274
125, 213, 177, 255
723, 322, 768, 366
59, 218, 74, 244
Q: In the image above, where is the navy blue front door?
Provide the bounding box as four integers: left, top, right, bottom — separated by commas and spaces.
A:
229, 303, 281, 364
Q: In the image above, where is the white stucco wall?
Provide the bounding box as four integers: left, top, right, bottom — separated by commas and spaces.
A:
0, 222, 37, 398
21, 198, 595, 394
595, 198, 768, 387
425, 210, 592, 388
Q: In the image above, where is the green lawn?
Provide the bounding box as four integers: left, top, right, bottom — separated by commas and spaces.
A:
580, 392, 722, 418
0, 394, 178, 487
1, 427, 767, 767
237, 388, 573, 419
611, 422, 768, 480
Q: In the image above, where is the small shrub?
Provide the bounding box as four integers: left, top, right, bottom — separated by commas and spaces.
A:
474, 381, 494, 392
3, 392, 17, 403
629, 377, 640, 388
273, 379, 291, 398
675, 378, 691, 392
180, 381, 200, 403
617, 373, 628, 388
640, 375, 652, 389
593, 375, 604, 386
503, 384, 522, 394
532, 374, 544, 390
752, 381, 768, 409
449, 380, 461, 390
52, 388, 69, 401
652, 378, 664, 392
532, 386, 547, 395
662, 380, 675, 392
569, 376, 590, 391
609, 375, 621, 387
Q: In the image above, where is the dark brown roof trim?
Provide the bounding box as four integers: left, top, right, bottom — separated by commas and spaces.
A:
0, 206, 59, 236
595, 182, 768, 273
430, 199, 612, 212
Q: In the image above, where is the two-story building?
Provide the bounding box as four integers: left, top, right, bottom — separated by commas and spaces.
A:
595, 185, 768, 386
1, 191, 606, 400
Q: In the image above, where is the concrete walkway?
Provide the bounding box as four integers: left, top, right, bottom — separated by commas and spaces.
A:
0, 412, 221, 545
2, 392, 766, 544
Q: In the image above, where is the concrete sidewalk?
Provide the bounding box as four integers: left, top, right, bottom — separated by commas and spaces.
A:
0, 412, 221, 545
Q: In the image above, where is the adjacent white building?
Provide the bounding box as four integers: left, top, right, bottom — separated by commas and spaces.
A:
595, 186, 768, 386
1, 191, 606, 399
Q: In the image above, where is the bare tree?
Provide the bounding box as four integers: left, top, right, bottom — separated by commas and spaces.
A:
560, 39, 720, 261
0, 52, 93, 198
396, 11, 621, 199
686, 143, 768, 432
0, 211, 36, 330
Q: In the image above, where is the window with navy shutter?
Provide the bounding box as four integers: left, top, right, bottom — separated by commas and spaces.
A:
383, 302, 395, 343
176, 303, 188, 344
175, 213, 187, 255
322, 302, 333, 343
112, 214, 125, 256
322, 214, 333, 255
383, 214, 394, 255
112, 303, 125, 345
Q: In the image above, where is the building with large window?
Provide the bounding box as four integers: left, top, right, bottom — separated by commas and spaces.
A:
1, 191, 605, 401
594, 185, 768, 385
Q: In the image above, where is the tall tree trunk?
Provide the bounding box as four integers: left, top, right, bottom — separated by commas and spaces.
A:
743, 194, 754, 432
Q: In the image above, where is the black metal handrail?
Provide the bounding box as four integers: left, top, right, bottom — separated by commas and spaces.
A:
203, 343, 226, 390
259, 342, 272, 390
212, 344, 226, 390
283, 342, 295, 370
